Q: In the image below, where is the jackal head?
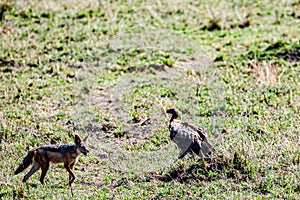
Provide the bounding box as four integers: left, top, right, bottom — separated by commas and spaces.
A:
75, 134, 89, 155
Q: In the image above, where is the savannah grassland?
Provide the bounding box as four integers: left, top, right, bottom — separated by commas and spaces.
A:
0, 0, 299, 199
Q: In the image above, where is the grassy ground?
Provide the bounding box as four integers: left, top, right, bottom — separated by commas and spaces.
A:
0, 0, 299, 199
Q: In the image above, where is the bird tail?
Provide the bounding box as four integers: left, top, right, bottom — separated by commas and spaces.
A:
197, 138, 215, 158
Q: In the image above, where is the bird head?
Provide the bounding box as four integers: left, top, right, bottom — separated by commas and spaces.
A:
166, 108, 179, 119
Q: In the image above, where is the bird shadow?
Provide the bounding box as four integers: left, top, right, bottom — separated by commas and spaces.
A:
148, 152, 253, 184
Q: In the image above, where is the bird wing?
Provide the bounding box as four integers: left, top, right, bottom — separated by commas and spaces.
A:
169, 121, 194, 152
181, 122, 215, 155
181, 122, 207, 141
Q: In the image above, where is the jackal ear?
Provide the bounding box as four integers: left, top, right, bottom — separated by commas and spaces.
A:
74, 134, 82, 144
82, 134, 89, 143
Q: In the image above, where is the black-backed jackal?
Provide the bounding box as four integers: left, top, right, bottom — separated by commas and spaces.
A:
14, 134, 89, 186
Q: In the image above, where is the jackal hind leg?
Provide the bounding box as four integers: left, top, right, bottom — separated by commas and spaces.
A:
39, 162, 49, 185
23, 162, 40, 183
64, 162, 75, 186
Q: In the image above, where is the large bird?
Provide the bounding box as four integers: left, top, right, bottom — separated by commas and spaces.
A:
166, 108, 214, 159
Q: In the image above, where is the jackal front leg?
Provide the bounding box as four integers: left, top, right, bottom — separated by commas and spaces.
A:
64, 162, 76, 186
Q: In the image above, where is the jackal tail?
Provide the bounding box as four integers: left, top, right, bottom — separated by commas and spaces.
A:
14, 150, 34, 175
